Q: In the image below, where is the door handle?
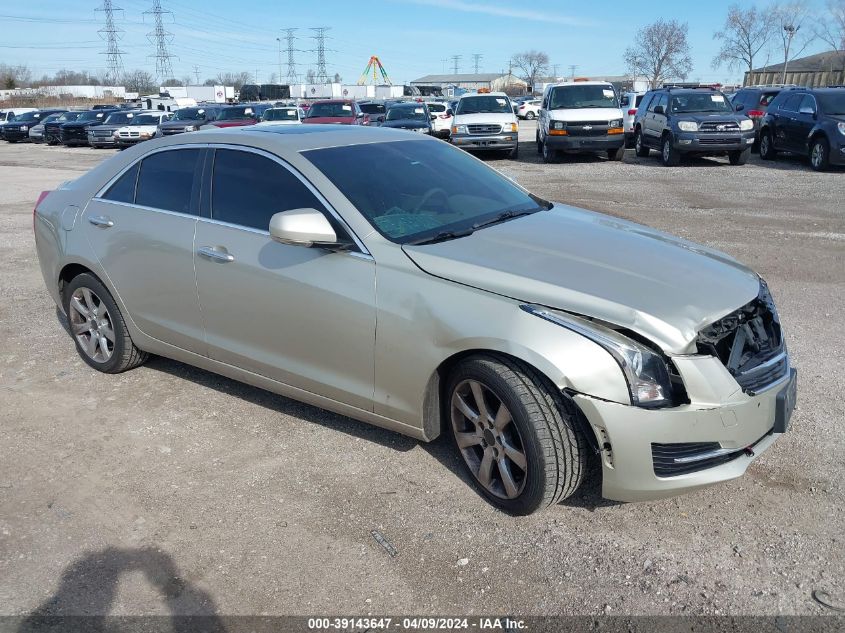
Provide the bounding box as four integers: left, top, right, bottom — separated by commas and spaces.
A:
197, 246, 235, 262
88, 215, 114, 228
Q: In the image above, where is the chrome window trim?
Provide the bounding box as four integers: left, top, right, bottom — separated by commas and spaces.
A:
89, 199, 199, 221
206, 143, 371, 256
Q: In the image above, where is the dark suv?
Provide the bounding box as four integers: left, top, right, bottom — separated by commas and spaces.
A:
2, 109, 67, 143
731, 87, 783, 149
158, 105, 223, 136
59, 108, 118, 146
759, 87, 845, 171
633, 87, 755, 166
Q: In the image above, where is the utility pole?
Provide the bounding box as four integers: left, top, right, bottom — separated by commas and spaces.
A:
451, 55, 462, 75
310, 27, 331, 83
782, 24, 799, 84
569, 64, 578, 81
144, 0, 175, 82
472, 53, 482, 74
255, 68, 261, 84
193, 65, 200, 84
96, 1, 125, 85
552, 64, 560, 79
281, 28, 298, 84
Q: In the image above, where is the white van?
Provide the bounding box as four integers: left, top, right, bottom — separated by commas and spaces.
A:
536, 81, 625, 163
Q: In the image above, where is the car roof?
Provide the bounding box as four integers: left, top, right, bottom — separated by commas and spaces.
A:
459, 92, 508, 98
549, 81, 613, 87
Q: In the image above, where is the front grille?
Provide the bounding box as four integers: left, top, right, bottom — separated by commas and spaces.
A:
567, 121, 610, 137
160, 127, 184, 135
699, 121, 741, 133
61, 127, 88, 141
91, 129, 114, 138
697, 282, 788, 395
698, 137, 742, 145
468, 124, 501, 135
651, 429, 772, 477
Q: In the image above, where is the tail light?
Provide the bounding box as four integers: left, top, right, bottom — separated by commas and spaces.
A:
34, 190, 51, 231
439, 114, 451, 119
628, 109, 638, 115
747, 109, 764, 118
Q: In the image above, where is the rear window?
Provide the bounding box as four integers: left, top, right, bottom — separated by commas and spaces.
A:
307, 102, 355, 118
136, 149, 202, 214
427, 103, 446, 112
359, 103, 386, 114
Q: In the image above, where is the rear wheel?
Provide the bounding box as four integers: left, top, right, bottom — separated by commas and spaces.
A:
63, 273, 148, 374
728, 148, 750, 165
661, 135, 681, 166
448, 355, 587, 515
525, 111, 536, 120
759, 129, 777, 160
634, 129, 650, 157
809, 137, 830, 172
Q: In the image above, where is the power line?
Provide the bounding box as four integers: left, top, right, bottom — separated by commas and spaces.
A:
281, 28, 298, 84
472, 53, 482, 74
568, 64, 579, 80
451, 55, 461, 75
96, 1, 126, 84
144, 0, 175, 81
310, 27, 331, 84
193, 64, 200, 83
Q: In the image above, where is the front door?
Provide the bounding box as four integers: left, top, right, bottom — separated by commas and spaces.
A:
194, 148, 376, 411
82, 147, 206, 353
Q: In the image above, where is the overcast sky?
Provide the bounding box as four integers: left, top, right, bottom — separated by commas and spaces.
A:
1, 0, 833, 85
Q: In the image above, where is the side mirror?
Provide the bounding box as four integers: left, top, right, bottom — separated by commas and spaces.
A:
653, 105, 665, 115
269, 208, 339, 247
734, 103, 744, 111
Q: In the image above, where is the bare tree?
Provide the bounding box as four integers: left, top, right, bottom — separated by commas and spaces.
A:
815, 0, 845, 70
0, 64, 31, 89
773, 1, 816, 81
333, 72, 342, 83
305, 68, 316, 83
123, 69, 157, 94
625, 19, 693, 88
713, 4, 775, 74
216, 71, 253, 90
162, 78, 183, 87
511, 51, 550, 91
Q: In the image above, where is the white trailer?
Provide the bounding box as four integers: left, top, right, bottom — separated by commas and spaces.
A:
375, 85, 404, 99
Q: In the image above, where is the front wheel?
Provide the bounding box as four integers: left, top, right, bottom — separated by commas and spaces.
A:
63, 273, 149, 373
809, 137, 830, 172
661, 135, 681, 166
448, 355, 587, 515
728, 148, 750, 165
607, 146, 624, 161
541, 137, 558, 163
507, 144, 519, 160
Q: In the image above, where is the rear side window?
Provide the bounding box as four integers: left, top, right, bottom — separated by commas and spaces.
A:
102, 162, 140, 204
136, 149, 202, 214
211, 149, 327, 231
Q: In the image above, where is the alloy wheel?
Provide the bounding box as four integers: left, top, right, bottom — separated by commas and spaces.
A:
760, 135, 770, 156
68, 287, 115, 363
635, 133, 642, 154
451, 379, 528, 499
663, 139, 671, 163
811, 142, 824, 169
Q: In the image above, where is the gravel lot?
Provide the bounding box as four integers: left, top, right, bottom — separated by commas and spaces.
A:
1, 122, 843, 619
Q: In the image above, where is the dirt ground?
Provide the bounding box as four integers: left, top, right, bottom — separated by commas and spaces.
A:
1, 123, 843, 619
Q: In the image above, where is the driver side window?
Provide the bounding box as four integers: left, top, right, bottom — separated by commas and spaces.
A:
210, 149, 330, 232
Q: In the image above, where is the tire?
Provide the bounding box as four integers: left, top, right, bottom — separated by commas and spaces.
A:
809, 137, 830, 172
62, 273, 148, 374
447, 354, 587, 515
525, 112, 536, 120
661, 134, 681, 166
607, 146, 624, 161
507, 144, 519, 160
634, 129, 650, 157
728, 148, 750, 165
759, 129, 777, 161
541, 136, 558, 163
535, 131, 542, 155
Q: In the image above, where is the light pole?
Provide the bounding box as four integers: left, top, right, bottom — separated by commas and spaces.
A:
276, 37, 283, 85
782, 25, 798, 84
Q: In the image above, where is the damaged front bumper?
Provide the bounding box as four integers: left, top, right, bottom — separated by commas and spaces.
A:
573, 355, 796, 502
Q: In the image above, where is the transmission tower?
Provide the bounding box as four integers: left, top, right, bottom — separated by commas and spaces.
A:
282, 28, 299, 84
193, 65, 200, 84
310, 27, 331, 84
96, 1, 125, 85
144, 0, 175, 82
451, 55, 462, 75
472, 54, 482, 74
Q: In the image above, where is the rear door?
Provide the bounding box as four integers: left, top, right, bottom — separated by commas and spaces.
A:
82, 147, 206, 353
644, 93, 667, 144
193, 147, 376, 410
791, 94, 818, 152
773, 93, 802, 150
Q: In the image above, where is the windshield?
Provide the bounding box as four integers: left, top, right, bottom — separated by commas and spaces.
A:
306, 102, 355, 118
55, 112, 81, 123
304, 140, 547, 244
218, 107, 255, 121
104, 112, 136, 125
264, 108, 299, 121
456, 96, 512, 115
359, 103, 386, 115
817, 91, 845, 115
548, 85, 618, 109
173, 107, 208, 121
15, 111, 43, 122
78, 110, 108, 122
386, 106, 428, 121
670, 92, 733, 113
131, 114, 161, 125
39, 114, 62, 124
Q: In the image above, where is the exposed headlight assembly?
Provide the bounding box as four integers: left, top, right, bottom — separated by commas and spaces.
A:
550, 120, 567, 130
838, 122, 845, 136
521, 304, 675, 408
740, 119, 754, 131
20, 125, 29, 132
452, 124, 468, 134
677, 121, 698, 132
608, 119, 622, 128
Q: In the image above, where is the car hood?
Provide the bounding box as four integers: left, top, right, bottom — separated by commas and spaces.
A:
304, 116, 356, 124
548, 107, 622, 122
118, 125, 159, 133
674, 112, 748, 123
402, 205, 760, 354
160, 119, 204, 128
453, 112, 516, 125
254, 120, 301, 126
381, 119, 430, 129
212, 120, 256, 128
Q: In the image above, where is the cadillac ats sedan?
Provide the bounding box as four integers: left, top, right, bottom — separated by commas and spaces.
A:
33, 125, 797, 515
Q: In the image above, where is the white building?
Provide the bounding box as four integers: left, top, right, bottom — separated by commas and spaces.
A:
0, 85, 126, 101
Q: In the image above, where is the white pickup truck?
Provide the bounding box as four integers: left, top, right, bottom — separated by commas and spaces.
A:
450, 92, 519, 159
